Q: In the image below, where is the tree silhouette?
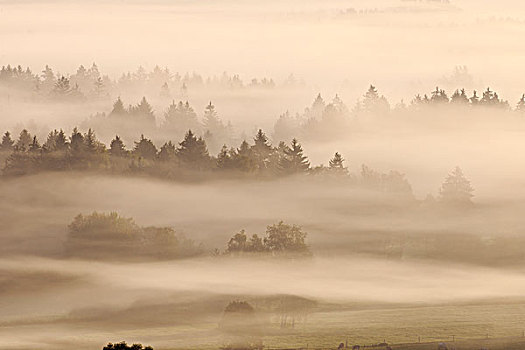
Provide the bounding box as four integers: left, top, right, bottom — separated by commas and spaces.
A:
176, 130, 210, 169
15, 129, 32, 152
0, 131, 14, 152
281, 138, 310, 174
439, 166, 474, 204
109, 135, 127, 157
328, 152, 348, 175
133, 134, 158, 160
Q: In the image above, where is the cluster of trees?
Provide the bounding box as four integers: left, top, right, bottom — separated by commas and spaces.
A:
0, 63, 280, 103
273, 86, 525, 142
102, 342, 153, 350
0, 63, 108, 101
89, 97, 234, 152
0, 127, 412, 196
225, 221, 310, 256
66, 212, 201, 260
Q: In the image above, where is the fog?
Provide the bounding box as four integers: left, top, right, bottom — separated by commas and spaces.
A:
2, 0, 525, 350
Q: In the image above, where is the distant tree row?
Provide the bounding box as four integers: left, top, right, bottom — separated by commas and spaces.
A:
0, 63, 280, 102
92, 97, 233, 152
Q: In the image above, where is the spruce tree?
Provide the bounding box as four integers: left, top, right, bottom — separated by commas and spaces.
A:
329, 152, 348, 175
109, 135, 127, 157
133, 134, 158, 160
281, 138, 310, 174
439, 166, 474, 204
158, 141, 176, 161
15, 129, 32, 152
0, 131, 14, 152
177, 130, 210, 169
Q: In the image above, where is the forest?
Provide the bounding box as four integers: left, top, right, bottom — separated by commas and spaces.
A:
4, 0, 525, 349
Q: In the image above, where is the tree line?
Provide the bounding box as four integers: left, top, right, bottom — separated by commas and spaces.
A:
0, 126, 414, 196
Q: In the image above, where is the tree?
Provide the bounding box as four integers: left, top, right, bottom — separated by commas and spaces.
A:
0, 131, 14, 152
52, 76, 71, 97
133, 134, 158, 160
263, 221, 309, 254
280, 138, 310, 174
15, 129, 32, 152
163, 100, 201, 139
516, 94, 525, 113
132, 97, 156, 124
251, 129, 273, 172
109, 135, 127, 157
307, 93, 325, 119
110, 97, 127, 116
232, 140, 256, 172
158, 141, 176, 161
430, 87, 449, 104
439, 166, 474, 204
362, 85, 390, 115
28, 136, 41, 153
328, 152, 348, 175
176, 130, 210, 169
450, 89, 469, 105
227, 230, 248, 253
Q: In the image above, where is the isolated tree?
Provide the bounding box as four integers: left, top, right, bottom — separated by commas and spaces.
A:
109, 135, 127, 157
0, 131, 14, 152
281, 138, 310, 174
133, 134, 157, 160
328, 152, 348, 175
439, 166, 474, 204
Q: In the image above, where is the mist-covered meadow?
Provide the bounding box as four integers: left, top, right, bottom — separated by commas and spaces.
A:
2, 1, 525, 350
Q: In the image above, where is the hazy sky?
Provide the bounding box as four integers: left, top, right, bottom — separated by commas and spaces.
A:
2, 0, 525, 100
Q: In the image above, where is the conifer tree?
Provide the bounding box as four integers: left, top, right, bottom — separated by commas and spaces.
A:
110, 97, 127, 116
439, 166, 474, 204
158, 141, 176, 161
281, 138, 310, 174
133, 134, 158, 160
28, 136, 41, 153
15, 129, 32, 152
177, 130, 210, 169
109, 135, 127, 157
328, 152, 348, 175
0, 131, 14, 152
